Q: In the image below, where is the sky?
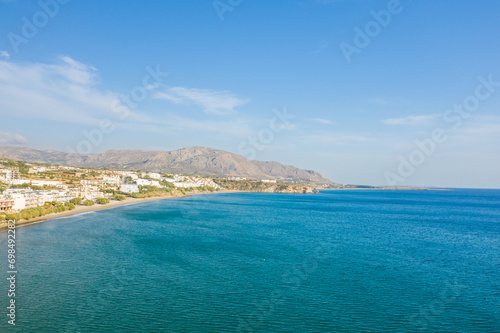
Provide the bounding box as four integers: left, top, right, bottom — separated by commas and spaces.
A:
0, 0, 499, 188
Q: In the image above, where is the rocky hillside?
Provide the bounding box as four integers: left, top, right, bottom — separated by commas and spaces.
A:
0, 146, 333, 185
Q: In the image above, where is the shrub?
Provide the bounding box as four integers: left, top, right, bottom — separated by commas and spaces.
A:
84, 200, 94, 206
6, 213, 21, 221
95, 198, 109, 205
64, 202, 76, 210
114, 195, 126, 201
70, 198, 82, 205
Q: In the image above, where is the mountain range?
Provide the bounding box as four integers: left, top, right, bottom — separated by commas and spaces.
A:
0, 146, 333, 185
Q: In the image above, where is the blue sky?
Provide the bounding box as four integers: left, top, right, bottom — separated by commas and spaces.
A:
1, 0, 499, 188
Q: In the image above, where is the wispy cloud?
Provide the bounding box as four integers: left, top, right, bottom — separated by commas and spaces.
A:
153, 86, 249, 115
0, 51, 9, 59
300, 132, 373, 146
309, 118, 333, 125
0, 56, 144, 126
0, 57, 261, 142
449, 116, 500, 145
0, 131, 27, 145
383, 114, 441, 126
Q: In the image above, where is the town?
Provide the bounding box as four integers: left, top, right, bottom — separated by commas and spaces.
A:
0, 158, 222, 222
0, 158, 325, 223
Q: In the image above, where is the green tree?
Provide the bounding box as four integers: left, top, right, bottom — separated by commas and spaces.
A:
64, 202, 76, 210
84, 200, 95, 206
96, 198, 109, 205
70, 198, 82, 205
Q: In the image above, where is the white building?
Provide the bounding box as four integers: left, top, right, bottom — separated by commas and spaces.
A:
12, 194, 27, 211
120, 184, 139, 193
80, 180, 100, 186
9, 191, 45, 210
141, 172, 162, 179
31, 180, 63, 187
173, 182, 200, 188
10, 179, 30, 185
122, 173, 139, 180
52, 191, 73, 202
28, 167, 47, 173
170, 177, 184, 182
102, 176, 121, 185
136, 179, 160, 187
0, 169, 13, 182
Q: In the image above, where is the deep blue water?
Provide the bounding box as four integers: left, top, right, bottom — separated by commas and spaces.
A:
0, 189, 499, 332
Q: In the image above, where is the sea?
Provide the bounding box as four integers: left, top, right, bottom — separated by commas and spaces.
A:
0, 189, 499, 332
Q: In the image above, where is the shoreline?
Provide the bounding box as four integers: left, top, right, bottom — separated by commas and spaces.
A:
0, 187, 444, 233
0, 190, 237, 234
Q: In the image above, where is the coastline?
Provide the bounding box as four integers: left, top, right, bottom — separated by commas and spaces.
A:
0, 190, 236, 234
0, 187, 443, 233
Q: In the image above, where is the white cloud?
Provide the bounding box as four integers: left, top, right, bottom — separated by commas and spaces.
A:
0, 56, 144, 126
0, 51, 9, 59
383, 114, 441, 126
0, 131, 27, 145
153, 86, 249, 115
0, 57, 260, 143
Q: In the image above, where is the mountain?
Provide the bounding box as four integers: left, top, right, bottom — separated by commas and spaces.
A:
0, 146, 333, 185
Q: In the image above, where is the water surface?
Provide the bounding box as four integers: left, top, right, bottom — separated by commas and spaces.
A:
0, 189, 499, 332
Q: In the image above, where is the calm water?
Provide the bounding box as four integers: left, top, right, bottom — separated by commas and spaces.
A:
0, 189, 499, 332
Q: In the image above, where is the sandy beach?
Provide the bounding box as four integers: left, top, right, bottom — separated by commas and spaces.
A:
0, 191, 234, 233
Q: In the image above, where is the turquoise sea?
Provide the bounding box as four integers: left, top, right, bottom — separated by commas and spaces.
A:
0, 189, 499, 332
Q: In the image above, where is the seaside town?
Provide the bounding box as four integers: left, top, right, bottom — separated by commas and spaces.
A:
0, 158, 329, 224
0, 158, 223, 222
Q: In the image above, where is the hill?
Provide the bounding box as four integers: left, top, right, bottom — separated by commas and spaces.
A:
0, 146, 333, 185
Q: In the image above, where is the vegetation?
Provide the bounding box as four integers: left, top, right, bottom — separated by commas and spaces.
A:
70, 198, 82, 205
64, 202, 76, 210
84, 200, 95, 206
114, 195, 126, 201
213, 178, 309, 193
95, 198, 109, 205
160, 180, 175, 187
3, 202, 77, 221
